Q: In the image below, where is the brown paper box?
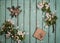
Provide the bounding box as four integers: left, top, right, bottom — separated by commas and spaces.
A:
33, 28, 46, 40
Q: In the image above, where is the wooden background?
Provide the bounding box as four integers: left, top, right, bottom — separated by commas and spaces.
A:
0, 0, 60, 43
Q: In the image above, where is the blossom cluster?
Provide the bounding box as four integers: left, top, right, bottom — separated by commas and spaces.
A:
7, 6, 22, 18
37, 1, 57, 26
45, 12, 57, 26
37, 2, 50, 12
0, 20, 25, 41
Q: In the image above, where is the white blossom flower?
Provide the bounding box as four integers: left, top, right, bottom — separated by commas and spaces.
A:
7, 32, 11, 35
49, 15, 51, 18
37, 4, 40, 9
37, 3, 43, 9
48, 18, 51, 21
17, 30, 25, 38
46, 13, 50, 18
51, 12, 56, 18
45, 4, 49, 9
11, 21, 14, 25
17, 31, 25, 36
40, 3, 43, 6
7, 19, 14, 25
17, 31, 23, 35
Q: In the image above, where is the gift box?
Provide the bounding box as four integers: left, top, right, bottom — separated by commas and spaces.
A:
33, 28, 46, 40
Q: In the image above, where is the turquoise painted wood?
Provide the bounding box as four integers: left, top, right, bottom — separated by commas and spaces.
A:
0, 0, 60, 43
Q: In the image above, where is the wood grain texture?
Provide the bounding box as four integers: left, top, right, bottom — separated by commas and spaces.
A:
0, 0, 60, 43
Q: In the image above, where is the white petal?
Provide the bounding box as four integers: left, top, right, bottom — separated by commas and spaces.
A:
18, 40, 21, 43
46, 13, 50, 18
37, 3, 43, 9
23, 32, 25, 34
17, 26, 19, 29
8, 32, 11, 34
10, 9, 13, 11
22, 34, 24, 37
37, 4, 40, 9
45, 25, 48, 28
7, 19, 11, 22
17, 31, 23, 35
49, 18, 51, 21
46, 6, 49, 9
12, 36, 14, 38
7, 19, 14, 25
26, 32, 29, 35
